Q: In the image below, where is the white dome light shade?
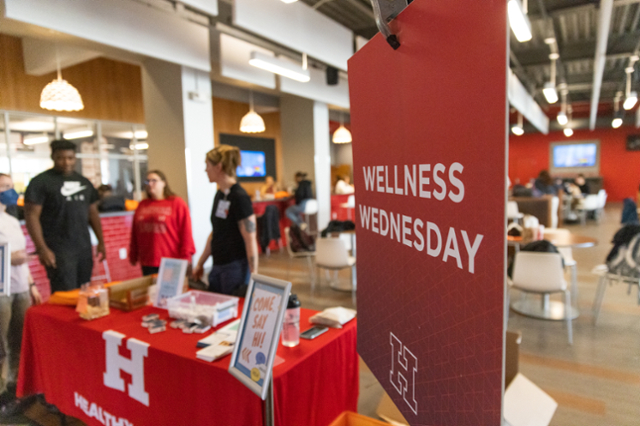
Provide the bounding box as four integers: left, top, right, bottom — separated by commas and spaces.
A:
623, 91, 638, 110
40, 78, 84, 112
332, 125, 352, 143
612, 117, 623, 128
557, 111, 568, 125
511, 125, 524, 136
542, 82, 558, 104
240, 110, 266, 133
563, 128, 573, 137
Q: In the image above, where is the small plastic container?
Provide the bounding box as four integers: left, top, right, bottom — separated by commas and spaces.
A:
167, 290, 239, 327
281, 294, 301, 347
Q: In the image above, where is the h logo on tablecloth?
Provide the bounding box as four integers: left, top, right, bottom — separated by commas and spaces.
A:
389, 332, 418, 415
103, 330, 150, 406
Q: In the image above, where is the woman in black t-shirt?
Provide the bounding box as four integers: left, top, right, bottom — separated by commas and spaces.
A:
193, 145, 258, 296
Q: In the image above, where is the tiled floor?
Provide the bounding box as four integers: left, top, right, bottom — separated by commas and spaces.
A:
5, 203, 639, 425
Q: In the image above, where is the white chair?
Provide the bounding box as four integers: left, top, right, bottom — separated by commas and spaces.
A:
284, 226, 315, 284
302, 199, 319, 234
596, 189, 608, 220
550, 196, 559, 229
339, 195, 356, 221
591, 264, 640, 324
314, 237, 356, 305
510, 252, 573, 344
507, 201, 523, 220
543, 228, 578, 303
578, 194, 599, 225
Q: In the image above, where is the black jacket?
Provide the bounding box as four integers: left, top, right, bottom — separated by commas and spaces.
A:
294, 180, 313, 205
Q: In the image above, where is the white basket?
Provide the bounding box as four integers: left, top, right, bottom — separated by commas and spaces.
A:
167, 290, 239, 327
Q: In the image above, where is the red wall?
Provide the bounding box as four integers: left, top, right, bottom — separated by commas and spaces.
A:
509, 126, 640, 202
22, 212, 142, 301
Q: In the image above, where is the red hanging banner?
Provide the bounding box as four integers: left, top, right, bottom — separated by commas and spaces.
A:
349, 0, 507, 425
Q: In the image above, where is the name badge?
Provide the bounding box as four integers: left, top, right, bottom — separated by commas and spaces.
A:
216, 200, 231, 219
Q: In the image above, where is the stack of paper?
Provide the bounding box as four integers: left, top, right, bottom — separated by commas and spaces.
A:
309, 307, 356, 329
196, 319, 240, 362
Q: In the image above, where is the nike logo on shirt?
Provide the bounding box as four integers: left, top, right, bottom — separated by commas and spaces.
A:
60, 182, 86, 197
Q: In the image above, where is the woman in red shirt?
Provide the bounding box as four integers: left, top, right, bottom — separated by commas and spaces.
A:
129, 170, 196, 275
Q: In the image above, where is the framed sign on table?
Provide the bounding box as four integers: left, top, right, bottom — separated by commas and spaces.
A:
228, 274, 291, 400
154, 258, 188, 308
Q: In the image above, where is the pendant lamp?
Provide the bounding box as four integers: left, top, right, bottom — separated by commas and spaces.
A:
40, 46, 84, 112
240, 91, 265, 133
332, 113, 352, 143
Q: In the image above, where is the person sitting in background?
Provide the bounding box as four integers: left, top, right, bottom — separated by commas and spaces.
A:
574, 174, 590, 195
97, 184, 125, 212
260, 176, 278, 199
285, 172, 314, 230
130, 170, 196, 276
533, 170, 557, 196
0, 173, 41, 414
334, 175, 355, 194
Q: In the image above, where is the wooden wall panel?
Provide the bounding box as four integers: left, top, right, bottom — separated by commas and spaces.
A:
212, 97, 283, 197
0, 34, 144, 123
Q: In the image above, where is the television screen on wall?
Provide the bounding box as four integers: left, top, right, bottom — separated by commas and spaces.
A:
237, 150, 266, 177
549, 140, 600, 175
219, 133, 276, 182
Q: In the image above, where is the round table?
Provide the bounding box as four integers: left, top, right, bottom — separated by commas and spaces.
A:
510, 233, 598, 321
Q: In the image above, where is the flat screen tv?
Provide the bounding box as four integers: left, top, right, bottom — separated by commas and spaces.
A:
549, 140, 600, 175
219, 133, 276, 182
237, 150, 266, 178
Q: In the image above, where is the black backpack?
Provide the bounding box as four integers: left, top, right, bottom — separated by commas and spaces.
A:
289, 226, 315, 252
606, 224, 640, 278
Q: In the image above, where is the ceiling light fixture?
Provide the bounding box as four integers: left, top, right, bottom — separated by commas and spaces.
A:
557, 89, 569, 125
508, 0, 532, 42
23, 134, 50, 145
563, 128, 573, 137
332, 113, 352, 144
280, 0, 298, 3
543, 54, 559, 104
240, 91, 266, 133
249, 51, 310, 83
612, 92, 623, 128
40, 45, 84, 112
511, 112, 524, 136
624, 58, 638, 110
63, 129, 94, 140
129, 142, 149, 150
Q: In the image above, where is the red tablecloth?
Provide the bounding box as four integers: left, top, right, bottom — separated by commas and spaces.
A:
18, 303, 358, 426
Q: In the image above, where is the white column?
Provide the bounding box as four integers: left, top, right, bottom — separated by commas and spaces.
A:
313, 102, 331, 231
142, 58, 215, 266
280, 96, 331, 232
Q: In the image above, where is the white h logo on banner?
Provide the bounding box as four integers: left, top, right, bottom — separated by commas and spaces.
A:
103, 330, 150, 406
389, 332, 418, 415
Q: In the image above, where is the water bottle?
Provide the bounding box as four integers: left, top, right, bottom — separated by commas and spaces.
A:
281, 294, 301, 347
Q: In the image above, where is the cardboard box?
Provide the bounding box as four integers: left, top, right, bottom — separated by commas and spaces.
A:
375, 393, 409, 426
504, 373, 558, 426
329, 411, 391, 426
108, 276, 154, 311
505, 331, 521, 387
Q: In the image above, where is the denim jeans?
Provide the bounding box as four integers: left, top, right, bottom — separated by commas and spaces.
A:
0, 292, 31, 394
285, 199, 310, 227
208, 258, 250, 296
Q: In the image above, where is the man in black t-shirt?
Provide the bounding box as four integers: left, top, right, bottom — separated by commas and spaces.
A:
25, 139, 106, 293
